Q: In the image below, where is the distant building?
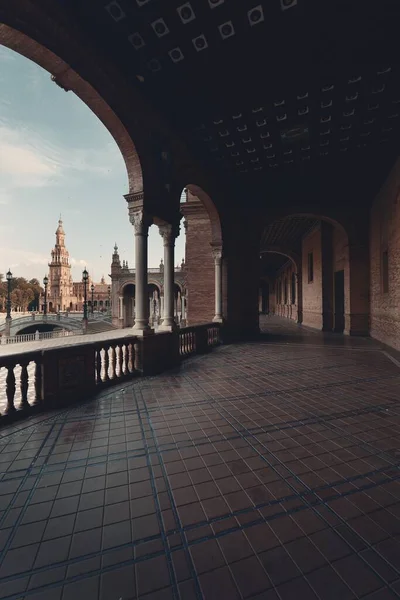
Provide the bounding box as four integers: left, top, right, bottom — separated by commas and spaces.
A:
41, 219, 110, 312
110, 244, 187, 328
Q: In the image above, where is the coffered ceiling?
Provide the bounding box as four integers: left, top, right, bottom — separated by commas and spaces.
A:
53, 0, 400, 181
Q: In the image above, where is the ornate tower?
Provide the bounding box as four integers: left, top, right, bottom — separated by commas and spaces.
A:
48, 218, 74, 311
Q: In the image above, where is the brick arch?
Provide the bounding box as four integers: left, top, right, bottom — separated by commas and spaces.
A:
185, 184, 222, 247
260, 247, 301, 272
0, 21, 143, 194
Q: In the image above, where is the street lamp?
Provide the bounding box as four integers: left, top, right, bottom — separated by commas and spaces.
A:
5, 269, 12, 336
82, 268, 89, 323
90, 283, 95, 315
43, 275, 49, 316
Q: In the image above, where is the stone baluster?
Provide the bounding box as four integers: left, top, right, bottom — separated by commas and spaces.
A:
20, 362, 29, 408
6, 366, 16, 413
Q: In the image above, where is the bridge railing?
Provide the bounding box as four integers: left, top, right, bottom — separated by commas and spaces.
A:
1, 330, 80, 345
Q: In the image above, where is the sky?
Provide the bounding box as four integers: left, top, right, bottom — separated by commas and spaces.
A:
0, 45, 186, 283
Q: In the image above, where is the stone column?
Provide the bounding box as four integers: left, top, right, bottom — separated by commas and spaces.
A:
212, 246, 223, 323
118, 296, 123, 320
160, 295, 164, 320
159, 223, 179, 330
181, 295, 186, 323
130, 210, 153, 334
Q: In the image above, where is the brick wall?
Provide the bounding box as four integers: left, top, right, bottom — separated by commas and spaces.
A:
302, 225, 323, 329
181, 195, 215, 325
332, 225, 350, 320
370, 158, 400, 350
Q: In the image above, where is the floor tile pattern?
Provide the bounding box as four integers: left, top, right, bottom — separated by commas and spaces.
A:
0, 317, 399, 599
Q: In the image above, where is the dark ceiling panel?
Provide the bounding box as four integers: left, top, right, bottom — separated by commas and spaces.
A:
62, 0, 400, 179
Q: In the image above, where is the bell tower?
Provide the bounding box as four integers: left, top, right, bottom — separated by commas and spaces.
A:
48, 218, 74, 311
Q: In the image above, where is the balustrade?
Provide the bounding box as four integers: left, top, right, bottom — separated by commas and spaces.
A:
179, 323, 221, 357
0, 352, 43, 417
0, 324, 221, 423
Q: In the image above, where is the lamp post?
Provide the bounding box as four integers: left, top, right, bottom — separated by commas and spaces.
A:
5, 269, 12, 336
43, 275, 49, 317
107, 285, 111, 316
90, 283, 94, 315
82, 269, 88, 328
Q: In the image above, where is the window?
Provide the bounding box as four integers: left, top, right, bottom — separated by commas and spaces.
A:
382, 250, 389, 294
307, 252, 314, 283
291, 272, 296, 304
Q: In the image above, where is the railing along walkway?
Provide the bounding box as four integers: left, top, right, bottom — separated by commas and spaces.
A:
0, 323, 221, 423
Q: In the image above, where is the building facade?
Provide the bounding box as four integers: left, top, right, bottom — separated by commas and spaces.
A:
43, 219, 111, 313
110, 244, 187, 328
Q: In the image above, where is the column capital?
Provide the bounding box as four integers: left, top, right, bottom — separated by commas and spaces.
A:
159, 223, 180, 247
211, 245, 222, 262
129, 209, 152, 236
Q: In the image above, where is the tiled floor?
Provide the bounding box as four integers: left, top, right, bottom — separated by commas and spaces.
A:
0, 316, 400, 599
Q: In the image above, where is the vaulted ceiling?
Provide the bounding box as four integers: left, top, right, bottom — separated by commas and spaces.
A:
58, 0, 399, 185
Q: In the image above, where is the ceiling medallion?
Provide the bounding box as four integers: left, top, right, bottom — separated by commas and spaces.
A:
348, 75, 361, 84
297, 92, 308, 100
321, 100, 332, 108
322, 84, 334, 92
298, 107, 309, 115
219, 21, 235, 39
248, 6, 264, 26
232, 113, 242, 119
252, 107, 263, 113
151, 18, 169, 38
169, 47, 184, 63
209, 0, 224, 7
193, 35, 208, 51
177, 3, 196, 24
105, 1, 125, 22
136, 0, 150, 5
280, 0, 298, 11
147, 59, 161, 72
377, 67, 391, 75
128, 32, 145, 50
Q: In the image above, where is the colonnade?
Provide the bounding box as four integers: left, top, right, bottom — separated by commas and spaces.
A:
127, 210, 223, 334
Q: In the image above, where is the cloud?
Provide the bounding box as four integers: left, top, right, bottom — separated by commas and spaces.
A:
0, 247, 49, 269
0, 125, 59, 188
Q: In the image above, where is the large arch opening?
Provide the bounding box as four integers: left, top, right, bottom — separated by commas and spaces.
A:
0, 21, 144, 331
180, 184, 223, 325
260, 214, 353, 334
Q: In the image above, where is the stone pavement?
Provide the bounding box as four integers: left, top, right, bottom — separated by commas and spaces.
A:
0, 316, 399, 599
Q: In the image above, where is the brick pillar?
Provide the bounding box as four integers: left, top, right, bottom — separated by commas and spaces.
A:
321, 221, 334, 331
224, 224, 260, 341
347, 244, 370, 336
297, 272, 303, 323
181, 198, 214, 325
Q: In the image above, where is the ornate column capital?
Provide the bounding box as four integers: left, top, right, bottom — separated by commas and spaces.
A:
159, 223, 180, 247
211, 245, 222, 262
129, 209, 152, 236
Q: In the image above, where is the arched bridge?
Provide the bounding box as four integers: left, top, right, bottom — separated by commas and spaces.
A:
0, 314, 84, 337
